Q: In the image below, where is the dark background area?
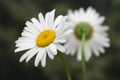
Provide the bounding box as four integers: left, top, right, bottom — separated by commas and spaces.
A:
0, 0, 120, 80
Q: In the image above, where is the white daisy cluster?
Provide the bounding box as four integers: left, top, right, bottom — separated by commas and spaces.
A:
15, 7, 110, 67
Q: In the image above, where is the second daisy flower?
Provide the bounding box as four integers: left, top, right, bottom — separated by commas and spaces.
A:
65, 7, 110, 61
15, 10, 71, 67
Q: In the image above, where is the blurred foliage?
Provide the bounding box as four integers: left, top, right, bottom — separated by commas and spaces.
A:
0, 0, 120, 80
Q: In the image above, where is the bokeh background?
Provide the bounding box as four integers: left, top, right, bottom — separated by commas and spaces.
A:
0, 0, 120, 80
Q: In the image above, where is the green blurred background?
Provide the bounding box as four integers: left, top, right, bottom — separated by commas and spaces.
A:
0, 0, 120, 80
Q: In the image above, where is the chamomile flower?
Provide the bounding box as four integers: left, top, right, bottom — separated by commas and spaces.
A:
15, 9, 70, 67
65, 7, 110, 61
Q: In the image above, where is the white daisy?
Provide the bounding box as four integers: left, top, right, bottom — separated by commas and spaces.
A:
15, 9, 71, 67
65, 7, 110, 61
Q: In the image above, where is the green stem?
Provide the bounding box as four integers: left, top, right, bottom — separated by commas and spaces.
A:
81, 33, 87, 80
58, 52, 72, 80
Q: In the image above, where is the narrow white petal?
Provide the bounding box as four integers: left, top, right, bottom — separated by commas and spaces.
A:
35, 48, 45, 67
26, 47, 39, 62
47, 48, 54, 60
89, 41, 100, 56
38, 13, 45, 25
16, 37, 35, 42
45, 9, 55, 29
54, 39, 66, 43
41, 52, 47, 67
19, 47, 36, 62
70, 42, 78, 56
16, 44, 36, 50
56, 30, 73, 39
77, 45, 82, 61
24, 27, 38, 35
31, 18, 43, 31
21, 31, 36, 38
64, 36, 78, 55
85, 44, 92, 61
98, 46, 105, 54
15, 45, 35, 52
48, 43, 57, 55
93, 41, 106, 54
16, 42, 35, 47
45, 12, 50, 28
94, 33, 110, 47
55, 43, 65, 53
54, 15, 63, 27
95, 26, 109, 32
55, 16, 68, 37
15, 39, 35, 44
98, 16, 105, 24
25, 21, 39, 33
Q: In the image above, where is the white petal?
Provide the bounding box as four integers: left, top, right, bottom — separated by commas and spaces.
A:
55, 43, 65, 53
89, 41, 100, 56
21, 31, 36, 38
85, 44, 92, 61
69, 42, 78, 56
16, 43, 36, 49
95, 26, 109, 33
93, 40, 106, 54
25, 21, 39, 33
94, 33, 110, 47
98, 16, 105, 24
54, 39, 66, 43
24, 27, 37, 35
47, 48, 54, 60
56, 29, 73, 39
38, 13, 45, 25
54, 15, 63, 27
55, 16, 68, 37
65, 41, 74, 55
98, 45, 105, 54
45, 9, 55, 29
41, 51, 47, 67
31, 18, 43, 31
15, 45, 35, 52
45, 12, 50, 28
16, 41, 35, 47
77, 45, 82, 61
26, 47, 39, 62
19, 47, 36, 62
15, 39, 35, 44
64, 35, 79, 56
35, 48, 45, 67
48, 43, 57, 55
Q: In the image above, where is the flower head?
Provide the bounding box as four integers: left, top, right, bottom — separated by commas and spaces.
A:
65, 7, 110, 61
15, 10, 70, 67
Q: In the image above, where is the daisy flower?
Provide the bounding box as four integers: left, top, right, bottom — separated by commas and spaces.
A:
15, 9, 71, 67
65, 7, 110, 61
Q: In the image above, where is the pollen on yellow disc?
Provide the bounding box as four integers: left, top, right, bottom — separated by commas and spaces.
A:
36, 30, 56, 47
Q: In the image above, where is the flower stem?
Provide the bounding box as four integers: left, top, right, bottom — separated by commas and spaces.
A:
58, 52, 72, 80
81, 33, 87, 80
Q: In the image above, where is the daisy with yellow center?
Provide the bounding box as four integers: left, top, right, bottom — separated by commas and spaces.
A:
15, 10, 71, 68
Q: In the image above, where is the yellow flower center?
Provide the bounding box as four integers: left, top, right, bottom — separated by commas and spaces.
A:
36, 30, 56, 47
